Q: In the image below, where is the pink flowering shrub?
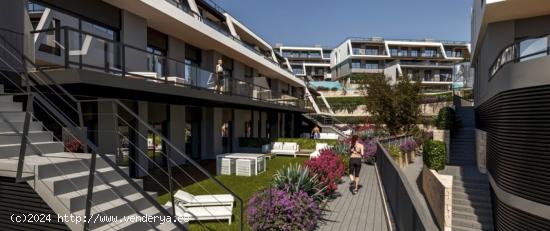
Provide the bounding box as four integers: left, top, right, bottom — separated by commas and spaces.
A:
247, 188, 320, 231
304, 149, 345, 195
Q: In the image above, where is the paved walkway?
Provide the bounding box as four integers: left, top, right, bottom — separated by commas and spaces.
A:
318, 164, 390, 231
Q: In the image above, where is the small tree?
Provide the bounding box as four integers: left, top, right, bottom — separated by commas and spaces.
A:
361, 74, 422, 135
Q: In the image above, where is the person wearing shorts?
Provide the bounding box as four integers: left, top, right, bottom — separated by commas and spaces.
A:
349, 135, 364, 194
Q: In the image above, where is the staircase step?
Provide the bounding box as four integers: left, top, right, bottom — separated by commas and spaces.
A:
453, 210, 493, 224
453, 217, 494, 230
75, 192, 158, 230
454, 203, 493, 216
44, 167, 129, 195
453, 191, 491, 202
453, 186, 490, 195
57, 178, 143, 212
0, 121, 43, 133
0, 102, 23, 111
453, 198, 492, 209
0, 111, 28, 122
0, 131, 53, 145
0, 95, 14, 102
37, 153, 115, 179
0, 141, 64, 158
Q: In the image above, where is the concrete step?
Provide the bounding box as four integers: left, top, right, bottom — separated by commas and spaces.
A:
44, 167, 129, 195
453, 191, 492, 202
0, 121, 43, 133
454, 203, 493, 216
0, 95, 14, 102
37, 153, 115, 179
0, 141, 64, 158
453, 186, 490, 195
0, 111, 28, 122
453, 210, 493, 224
0, 102, 23, 111
453, 198, 492, 209
57, 178, 144, 212
0, 131, 53, 145
453, 217, 494, 230
75, 191, 158, 230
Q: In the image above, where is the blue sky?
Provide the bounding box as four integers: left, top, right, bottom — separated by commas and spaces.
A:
212, 0, 473, 47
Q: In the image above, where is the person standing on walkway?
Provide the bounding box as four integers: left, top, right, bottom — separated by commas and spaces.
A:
215, 59, 224, 93
349, 135, 364, 194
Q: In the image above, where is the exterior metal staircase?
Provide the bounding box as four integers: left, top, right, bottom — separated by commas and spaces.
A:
302, 113, 349, 139
0, 28, 242, 230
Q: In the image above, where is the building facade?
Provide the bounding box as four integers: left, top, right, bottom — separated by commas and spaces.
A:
471, 0, 550, 229
331, 37, 470, 93
2, 0, 311, 173
274, 45, 332, 81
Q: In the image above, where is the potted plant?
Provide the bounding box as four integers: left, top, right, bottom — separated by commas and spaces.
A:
388, 145, 404, 168
399, 139, 417, 164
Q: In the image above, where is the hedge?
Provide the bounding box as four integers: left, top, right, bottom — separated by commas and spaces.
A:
275, 138, 338, 149
433, 107, 455, 130
423, 140, 446, 170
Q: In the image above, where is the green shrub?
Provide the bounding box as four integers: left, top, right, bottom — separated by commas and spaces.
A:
275, 138, 338, 149
272, 164, 326, 202
423, 140, 446, 170
239, 137, 272, 148
387, 145, 402, 162
433, 107, 455, 130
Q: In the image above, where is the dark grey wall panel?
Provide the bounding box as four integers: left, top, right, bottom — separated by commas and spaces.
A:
492, 191, 550, 231
477, 84, 550, 229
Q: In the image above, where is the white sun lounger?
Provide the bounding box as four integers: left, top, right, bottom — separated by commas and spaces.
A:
165, 202, 233, 224
173, 190, 234, 207
309, 143, 329, 159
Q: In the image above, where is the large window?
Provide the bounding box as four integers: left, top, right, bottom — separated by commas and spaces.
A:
365, 61, 379, 69
519, 36, 548, 62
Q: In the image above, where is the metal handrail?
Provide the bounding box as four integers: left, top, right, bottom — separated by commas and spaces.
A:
31, 26, 305, 108
0, 29, 187, 230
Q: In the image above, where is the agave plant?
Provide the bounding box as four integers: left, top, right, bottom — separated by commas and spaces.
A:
272, 164, 326, 202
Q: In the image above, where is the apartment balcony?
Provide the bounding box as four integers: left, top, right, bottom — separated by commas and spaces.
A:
399, 61, 454, 68
352, 48, 385, 56
32, 26, 308, 111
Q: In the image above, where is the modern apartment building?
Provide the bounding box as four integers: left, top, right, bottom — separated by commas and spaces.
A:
331, 37, 470, 93
274, 44, 332, 81
471, 0, 550, 229
0, 0, 312, 229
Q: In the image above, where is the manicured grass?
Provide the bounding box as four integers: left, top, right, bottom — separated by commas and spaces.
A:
158, 156, 307, 231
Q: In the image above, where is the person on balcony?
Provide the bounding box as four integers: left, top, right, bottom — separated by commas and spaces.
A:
349, 135, 364, 195
311, 126, 320, 139
215, 59, 224, 93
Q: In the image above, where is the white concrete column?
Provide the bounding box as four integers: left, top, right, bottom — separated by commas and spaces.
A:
97, 101, 118, 155
135, 101, 149, 177
168, 104, 186, 165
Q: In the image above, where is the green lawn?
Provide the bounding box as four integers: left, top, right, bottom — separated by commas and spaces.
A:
158, 156, 307, 231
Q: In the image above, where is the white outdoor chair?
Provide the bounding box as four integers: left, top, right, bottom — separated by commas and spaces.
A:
173, 190, 234, 207
165, 202, 233, 224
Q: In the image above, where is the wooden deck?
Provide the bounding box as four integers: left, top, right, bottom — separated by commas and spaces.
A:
318, 164, 391, 231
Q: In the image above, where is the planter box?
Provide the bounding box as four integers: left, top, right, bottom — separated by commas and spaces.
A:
421, 167, 453, 231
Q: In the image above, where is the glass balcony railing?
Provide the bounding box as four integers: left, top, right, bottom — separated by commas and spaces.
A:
164, 0, 294, 76
31, 26, 306, 108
